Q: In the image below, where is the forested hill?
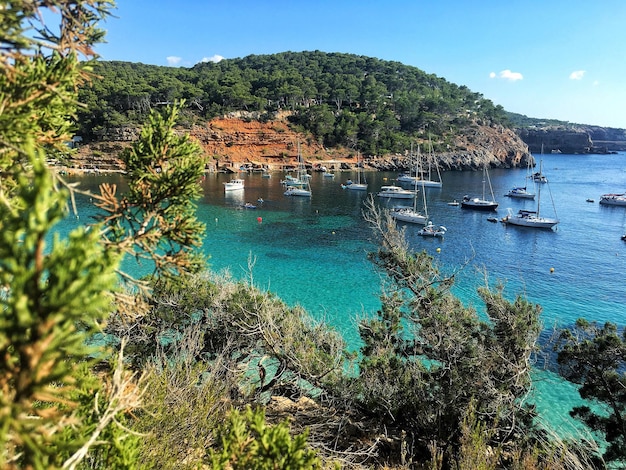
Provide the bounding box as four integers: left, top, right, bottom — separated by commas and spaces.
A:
78, 51, 517, 159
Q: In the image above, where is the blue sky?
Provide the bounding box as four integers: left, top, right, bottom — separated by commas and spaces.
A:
96, 0, 626, 129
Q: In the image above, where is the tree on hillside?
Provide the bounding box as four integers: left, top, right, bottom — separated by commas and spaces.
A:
0, 2, 136, 468
353, 197, 556, 466
555, 319, 626, 465
0, 1, 207, 467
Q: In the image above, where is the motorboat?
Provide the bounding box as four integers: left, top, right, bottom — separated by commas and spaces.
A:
377, 185, 416, 199
418, 221, 447, 237
599, 193, 626, 206
224, 178, 245, 191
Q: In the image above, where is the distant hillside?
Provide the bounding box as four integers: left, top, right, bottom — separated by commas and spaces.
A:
506, 112, 626, 153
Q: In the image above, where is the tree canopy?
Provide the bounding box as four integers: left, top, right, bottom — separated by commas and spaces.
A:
77, 51, 509, 155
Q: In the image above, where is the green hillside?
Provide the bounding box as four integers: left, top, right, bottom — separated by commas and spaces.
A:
78, 51, 509, 155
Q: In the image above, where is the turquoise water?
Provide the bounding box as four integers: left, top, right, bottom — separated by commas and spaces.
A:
61, 151, 626, 439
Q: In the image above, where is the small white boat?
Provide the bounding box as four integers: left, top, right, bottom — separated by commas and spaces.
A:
262, 172, 271, 178
505, 186, 535, 199
284, 142, 311, 197
284, 186, 311, 197
224, 178, 245, 191
599, 193, 626, 206
346, 153, 368, 191
418, 221, 447, 237
447, 200, 459, 206
323, 171, 335, 178
377, 185, 416, 199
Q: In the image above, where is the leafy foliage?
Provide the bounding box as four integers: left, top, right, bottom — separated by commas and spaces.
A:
555, 319, 626, 464
92, 103, 207, 279
356, 197, 547, 465
209, 406, 320, 470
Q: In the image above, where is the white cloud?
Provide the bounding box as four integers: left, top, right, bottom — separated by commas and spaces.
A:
489, 70, 523, 81
569, 70, 585, 80
166, 56, 182, 66
201, 55, 225, 63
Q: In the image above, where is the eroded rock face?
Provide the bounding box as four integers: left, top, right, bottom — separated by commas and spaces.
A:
68, 118, 532, 172
518, 128, 592, 154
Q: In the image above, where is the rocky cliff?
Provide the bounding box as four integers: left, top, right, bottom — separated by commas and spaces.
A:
517, 126, 626, 154
68, 117, 532, 172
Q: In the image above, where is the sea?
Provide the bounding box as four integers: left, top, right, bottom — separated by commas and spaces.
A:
61, 151, 626, 441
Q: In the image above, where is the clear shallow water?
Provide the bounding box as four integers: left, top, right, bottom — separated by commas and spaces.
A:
61, 152, 626, 438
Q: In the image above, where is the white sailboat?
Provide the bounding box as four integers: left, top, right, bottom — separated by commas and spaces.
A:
417, 137, 442, 188
506, 158, 535, 199
531, 145, 548, 183
284, 142, 311, 197
502, 174, 558, 229
345, 152, 368, 191
391, 149, 427, 224
461, 166, 498, 211
398, 140, 442, 188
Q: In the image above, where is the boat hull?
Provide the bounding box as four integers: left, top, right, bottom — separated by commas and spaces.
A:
503, 216, 558, 229
390, 209, 427, 224
284, 188, 311, 197
346, 183, 368, 191
599, 195, 626, 206
461, 199, 498, 211
224, 179, 245, 191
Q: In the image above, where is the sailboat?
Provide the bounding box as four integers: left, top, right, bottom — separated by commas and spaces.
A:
502, 175, 559, 229
417, 137, 442, 188
390, 148, 427, 224
397, 139, 442, 188
505, 158, 535, 199
345, 153, 368, 191
532, 145, 548, 183
284, 142, 312, 197
461, 166, 498, 211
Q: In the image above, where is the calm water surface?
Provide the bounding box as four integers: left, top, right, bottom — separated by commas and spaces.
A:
64, 151, 626, 438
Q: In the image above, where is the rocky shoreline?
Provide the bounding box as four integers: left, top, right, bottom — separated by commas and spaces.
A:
67, 117, 534, 174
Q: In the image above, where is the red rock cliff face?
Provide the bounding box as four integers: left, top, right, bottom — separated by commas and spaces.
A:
69, 118, 530, 172
188, 118, 356, 170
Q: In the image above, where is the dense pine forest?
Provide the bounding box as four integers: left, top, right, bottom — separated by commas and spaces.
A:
78, 51, 510, 155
